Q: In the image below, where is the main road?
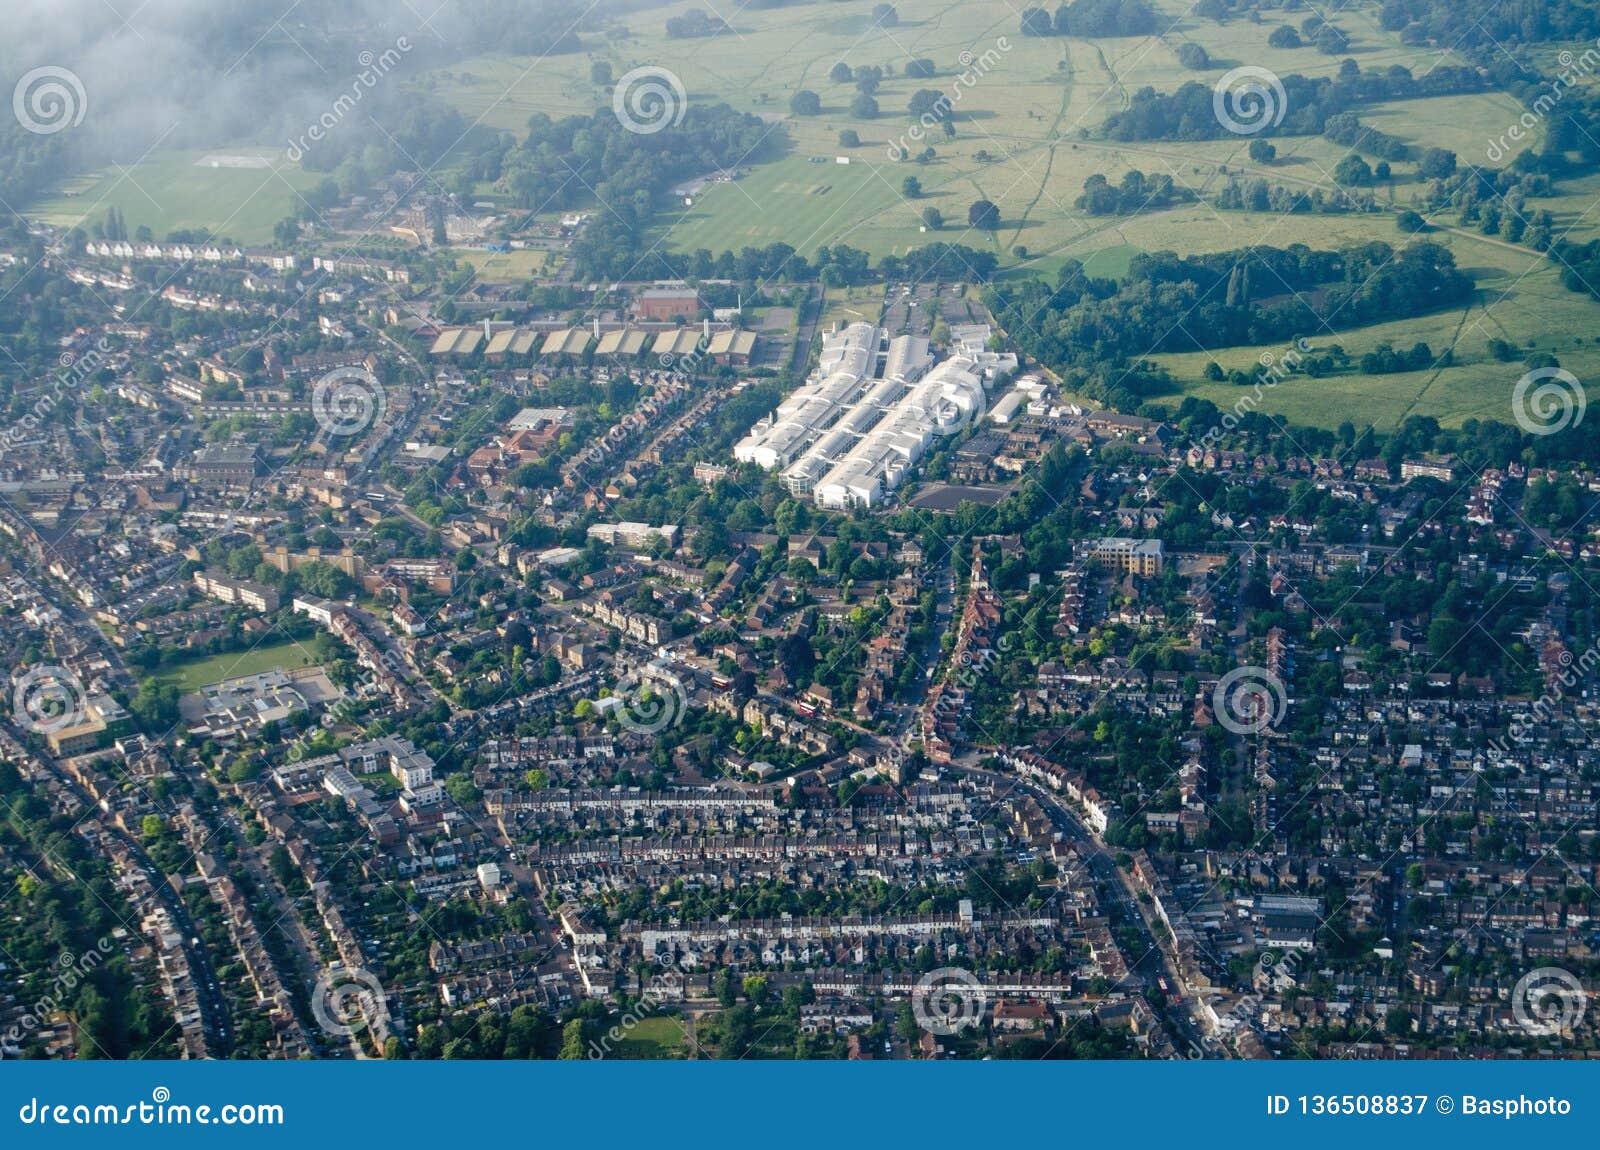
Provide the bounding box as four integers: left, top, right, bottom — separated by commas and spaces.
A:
950, 759, 1221, 1057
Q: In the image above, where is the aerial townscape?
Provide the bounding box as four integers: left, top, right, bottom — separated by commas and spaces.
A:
2, 0, 1599, 1068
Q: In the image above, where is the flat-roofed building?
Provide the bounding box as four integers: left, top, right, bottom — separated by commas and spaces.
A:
735, 323, 879, 470
193, 569, 281, 613
1085, 537, 1164, 576
186, 442, 261, 488
634, 285, 699, 321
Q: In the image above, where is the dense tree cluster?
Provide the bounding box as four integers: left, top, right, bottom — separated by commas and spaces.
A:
1021, 0, 1159, 37
1359, 340, 1442, 374
1322, 112, 1410, 162
0, 764, 178, 1059
1377, 0, 1600, 47
988, 241, 1473, 370
1101, 61, 1486, 142
1214, 175, 1378, 215
491, 104, 775, 279
665, 8, 732, 37
1075, 169, 1193, 215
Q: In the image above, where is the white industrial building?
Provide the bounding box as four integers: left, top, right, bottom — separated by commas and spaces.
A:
734, 323, 1012, 509
734, 323, 886, 471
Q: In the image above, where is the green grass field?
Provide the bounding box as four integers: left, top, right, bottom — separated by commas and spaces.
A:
31, 149, 320, 246
610, 1016, 691, 1059
1147, 245, 1600, 431
33, 0, 1588, 433
409, 0, 1514, 265
153, 638, 325, 694
453, 247, 553, 279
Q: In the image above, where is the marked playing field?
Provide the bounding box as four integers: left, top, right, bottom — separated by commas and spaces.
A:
31, 148, 320, 246
414, 0, 1600, 430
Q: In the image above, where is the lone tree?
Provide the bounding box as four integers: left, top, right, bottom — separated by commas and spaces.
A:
908, 88, 952, 125
1020, 7, 1053, 36
1248, 139, 1276, 164
921, 206, 943, 229
790, 89, 822, 116
968, 199, 1000, 231
829, 61, 853, 83
850, 93, 880, 119
902, 176, 922, 198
